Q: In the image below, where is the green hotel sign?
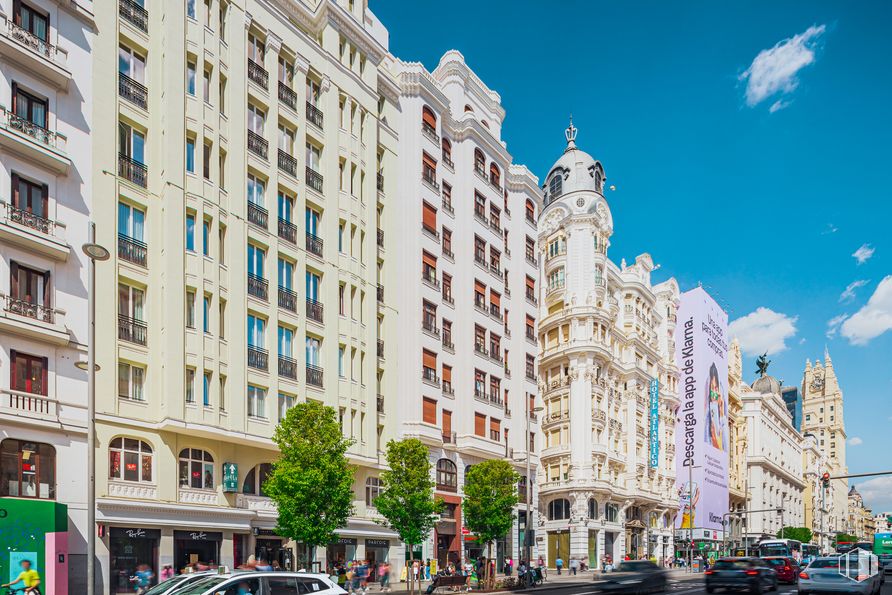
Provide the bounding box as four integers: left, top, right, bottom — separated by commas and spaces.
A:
223, 463, 238, 492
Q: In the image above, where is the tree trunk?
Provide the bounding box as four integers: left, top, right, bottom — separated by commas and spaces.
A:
409, 545, 415, 595
486, 542, 493, 591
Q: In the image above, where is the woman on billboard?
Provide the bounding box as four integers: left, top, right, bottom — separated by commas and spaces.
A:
704, 363, 727, 451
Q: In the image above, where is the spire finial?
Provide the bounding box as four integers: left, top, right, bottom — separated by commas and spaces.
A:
565, 115, 577, 150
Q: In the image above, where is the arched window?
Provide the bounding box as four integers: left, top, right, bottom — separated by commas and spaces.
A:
178, 448, 214, 490
474, 148, 485, 174
422, 106, 437, 133
481, 120, 489, 129
489, 163, 501, 187
549, 174, 562, 199
1, 439, 55, 499
436, 458, 457, 491
595, 171, 603, 193
441, 138, 452, 164
242, 463, 273, 496
605, 503, 619, 523
365, 476, 382, 506
108, 437, 153, 484
525, 199, 535, 223
464, 104, 474, 113
548, 498, 571, 521
588, 498, 598, 519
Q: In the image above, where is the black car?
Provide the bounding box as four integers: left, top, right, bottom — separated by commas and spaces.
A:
705, 557, 778, 594
592, 561, 668, 594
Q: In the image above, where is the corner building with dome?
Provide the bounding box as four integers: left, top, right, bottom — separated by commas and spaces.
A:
534, 123, 680, 567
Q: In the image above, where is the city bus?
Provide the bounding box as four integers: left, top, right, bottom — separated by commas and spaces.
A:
757, 539, 803, 562
874, 533, 892, 555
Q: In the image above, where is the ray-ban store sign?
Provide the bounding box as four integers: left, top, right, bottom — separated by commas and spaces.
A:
174, 531, 222, 541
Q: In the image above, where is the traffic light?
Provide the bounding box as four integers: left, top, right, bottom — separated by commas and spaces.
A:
821, 472, 831, 489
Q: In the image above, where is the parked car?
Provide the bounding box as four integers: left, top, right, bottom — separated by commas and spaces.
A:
798, 556, 882, 595
168, 572, 346, 595
704, 557, 778, 594
591, 560, 668, 593
142, 572, 215, 595
762, 557, 799, 584
878, 554, 892, 578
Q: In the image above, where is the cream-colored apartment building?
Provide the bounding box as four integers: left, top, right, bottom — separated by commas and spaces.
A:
91, 0, 399, 591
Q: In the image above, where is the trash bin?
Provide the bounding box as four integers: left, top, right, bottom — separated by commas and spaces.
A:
692, 559, 702, 573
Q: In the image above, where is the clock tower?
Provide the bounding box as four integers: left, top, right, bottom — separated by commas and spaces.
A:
801, 351, 848, 537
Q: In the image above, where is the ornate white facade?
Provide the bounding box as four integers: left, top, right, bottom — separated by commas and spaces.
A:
535, 123, 679, 567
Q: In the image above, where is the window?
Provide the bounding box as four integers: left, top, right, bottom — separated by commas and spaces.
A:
526, 199, 535, 222
118, 362, 145, 401
365, 477, 381, 507
185, 289, 195, 328
588, 498, 598, 519
9, 262, 50, 308
203, 67, 211, 103
12, 85, 47, 128
186, 61, 196, 95
219, 299, 226, 338
306, 143, 321, 172
489, 417, 501, 441
474, 148, 485, 174
186, 0, 196, 18
277, 326, 293, 358
248, 385, 266, 418
305, 336, 321, 367
548, 173, 562, 199
338, 222, 345, 252
11, 351, 47, 395
247, 314, 265, 348
338, 345, 346, 377
108, 438, 153, 483
248, 103, 265, 134
118, 45, 146, 84
474, 412, 486, 437
242, 463, 272, 496
203, 141, 212, 179
201, 218, 211, 256
16, 3, 48, 41
185, 137, 196, 172
178, 448, 214, 489
436, 458, 457, 490
278, 392, 294, 420
12, 173, 48, 219
247, 244, 265, 278
422, 201, 437, 233
119, 122, 146, 163
1, 439, 55, 499
248, 32, 264, 63
203, 371, 211, 406
423, 397, 437, 424
490, 163, 501, 187
306, 271, 321, 302
185, 368, 196, 403
548, 498, 570, 520
605, 503, 619, 523
474, 193, 487, 219
185, 213, 196, 251
220, 375, 226, 412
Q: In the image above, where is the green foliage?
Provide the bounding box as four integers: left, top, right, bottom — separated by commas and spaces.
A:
264, 401, 355, 562
374, 439, 443, 558
833, 532, 859, 546
463, 460, 519, 589
776, 527, 813, 543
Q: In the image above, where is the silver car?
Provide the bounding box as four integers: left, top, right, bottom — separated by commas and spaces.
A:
798, 557, 881, 595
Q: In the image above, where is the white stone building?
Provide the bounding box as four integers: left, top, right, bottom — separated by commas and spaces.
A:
389, 50, 541, 568
740, 372, 805, 545
535, 123, 679, 567
0, 0, 94, 590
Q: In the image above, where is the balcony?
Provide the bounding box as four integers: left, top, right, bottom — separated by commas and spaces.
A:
278, 354, 297, 379
442, 198, 454, 216
422, 367, 440, 387
489, 263, 502, 278
377, 228, 384, 248
0, 17, 70, 89
277, 149, 297, 177
421, 270, 439, 290
377, 284, 384, 303
278, 81, 297, 111
489, 304, 501, 318
118, 153, 147, 188
118, 315, 147, 346
442, 431, 457, 444
422, 223, 439, 241
306, 298, 323, 324
119, 0, 148, 32
489, 177, 502, 192
474, 343, 489, 358
277, 217, 296, 244
442, 336, 454, 352
248, 346, 268, 371
1, 388, 58, 423
474, 252, 487, 268
526, 329, 536, 342
377, 339, 385, 358
422, 318, 440, 338
305, 167, 323, 193
443, 246, 454, 259
526, 290, 538, 306
421, 122, 440, 145
474, 389, 502, 407
422, 169, 440, 192
247, 201, 268, 229
306, 102, 323, 129
377, 173, 384, 193
119, 74, 148, 110
527, 213, 537, 227
0, 108, 69, 174
247, 58, 268, 88
489, 219, 502, 235
247, 130, 268, 160
118, 234, 147, 268
278, 286, 297, 314
306, 364, 324, 388
377, 394, 385, 414
442, 381, 455, 396
247, 273, 268, 301
474, 208, 488, 226
442, 154, 454, 170
0, 202, 68, 261
474, 164, 487, 181
526, 253, 538, 267
526, 367, 536, 381
305, 233, 323, 258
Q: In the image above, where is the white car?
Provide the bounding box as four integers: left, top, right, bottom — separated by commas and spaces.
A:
142, 572, 215, 595
169, 571, 346, 595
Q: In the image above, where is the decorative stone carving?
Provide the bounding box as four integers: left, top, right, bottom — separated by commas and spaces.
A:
108, 481, 158, 501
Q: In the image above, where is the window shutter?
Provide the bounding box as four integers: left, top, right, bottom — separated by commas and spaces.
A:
422, 107, 436, 129
489, 418, 500, 433
422, 397, 437, 425
422, 152, 437, 170
421, 251, 437, 268
442, 410, 452, 436
422, 349, 436, 370
526, 276, 535, 291
490, 291, 500, 308
11, 82, 18, 114
9, 350, 17, 388
43, 270, 51, 308
422, 202, 437, 231
474, 280, 485, 295
442, 365, 451, 383
474, 413, 486, 436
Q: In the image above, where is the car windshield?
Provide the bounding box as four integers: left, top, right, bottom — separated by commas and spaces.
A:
713, 560, 751, 570
171, 576, 226, 595
143, 576, 187, 595
809, 559, 841, 569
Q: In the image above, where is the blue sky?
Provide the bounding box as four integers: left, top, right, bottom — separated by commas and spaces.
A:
374, 1, 892, 511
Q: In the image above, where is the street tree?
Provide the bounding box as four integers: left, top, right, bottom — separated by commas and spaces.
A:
833, 532, 859, 547
463, 459, 520, 590
264, 400, 355, 569
776, 527, 813, 543
374, 438, 442, 594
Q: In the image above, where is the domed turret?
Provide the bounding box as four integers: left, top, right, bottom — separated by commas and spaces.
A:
542, 119, 606, 207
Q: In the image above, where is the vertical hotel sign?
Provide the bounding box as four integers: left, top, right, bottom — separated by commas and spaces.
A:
648, 379, 660, 468
674, 287, 729, 532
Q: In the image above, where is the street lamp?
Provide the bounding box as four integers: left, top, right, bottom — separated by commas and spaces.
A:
82, 225, 109, 595
514, 404, 544, 564
685, 464, 702, 572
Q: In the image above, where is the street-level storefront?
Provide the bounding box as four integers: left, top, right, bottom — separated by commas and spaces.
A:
435, 498, 461, 567
253, 529, 294, 570
547, 530, 570, 565
173, 530, 221, 569
365, 539, 390, 564
109, 527, 159, 594
327, 536, 357, 568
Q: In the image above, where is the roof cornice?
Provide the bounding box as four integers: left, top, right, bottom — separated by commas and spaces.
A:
432, 50, 505, 123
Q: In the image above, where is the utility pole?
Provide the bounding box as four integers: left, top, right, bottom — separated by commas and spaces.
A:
688, 462, 693, 572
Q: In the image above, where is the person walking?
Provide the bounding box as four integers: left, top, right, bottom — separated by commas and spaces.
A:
569, 557, 579, 576
536, 555, 546, 580
555, 556, 564, 575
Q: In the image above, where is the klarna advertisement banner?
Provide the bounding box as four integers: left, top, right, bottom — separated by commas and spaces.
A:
675, 287, 729, 532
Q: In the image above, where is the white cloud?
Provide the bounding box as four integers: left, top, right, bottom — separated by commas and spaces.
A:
848, 437, 863, 446
729, 307, 798, 356
857, 476, 892, 514
841, 276, 892, 345
853, 243, 875, 265
821, 223, 839, 235
769, 99, 792, 113
740, 24, 826, 108
839, 280, 869, 303
826, 314, 848, 339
